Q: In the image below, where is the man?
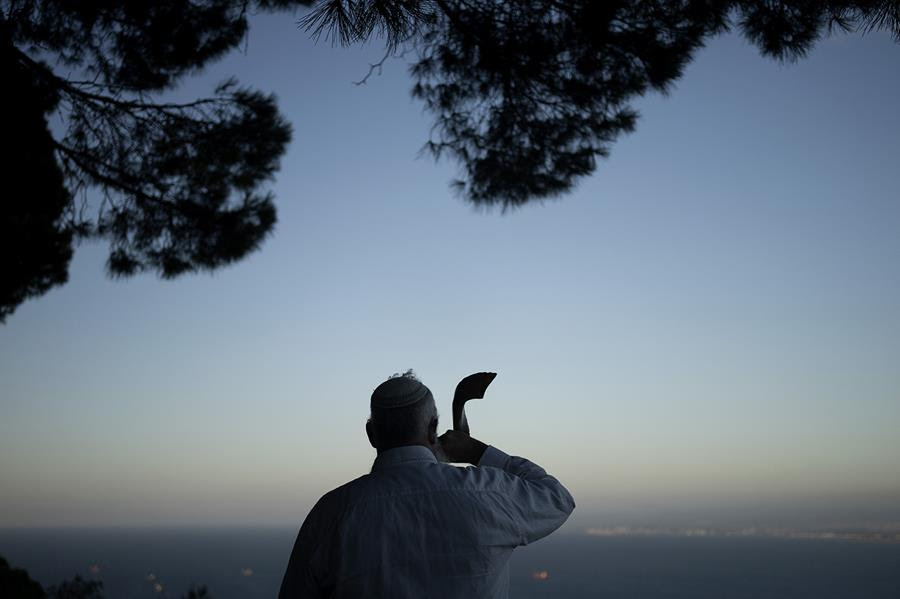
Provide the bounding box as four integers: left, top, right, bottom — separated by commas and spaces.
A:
279, 370, 575, 598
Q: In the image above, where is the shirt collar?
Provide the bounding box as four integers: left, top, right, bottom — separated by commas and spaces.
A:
372, 445, 438, 471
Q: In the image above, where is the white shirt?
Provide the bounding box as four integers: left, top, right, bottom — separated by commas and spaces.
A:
279, 445, 575, 599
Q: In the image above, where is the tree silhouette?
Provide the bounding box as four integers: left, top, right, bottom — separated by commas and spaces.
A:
1, 1, 311, 322
0, 555, 215, 598
304, 0, 899, 208
0, 556, 45, 599
4, 1, 899, 321
45, 576, 104, 599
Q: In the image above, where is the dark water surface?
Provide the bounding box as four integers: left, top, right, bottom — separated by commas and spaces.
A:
2, 528, 899, 598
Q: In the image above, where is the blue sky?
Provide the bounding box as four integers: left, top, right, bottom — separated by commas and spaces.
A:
1, 11, 899, 529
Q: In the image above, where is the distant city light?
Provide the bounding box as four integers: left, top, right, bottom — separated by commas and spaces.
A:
241, 567, 254, 577
531, 570, 550, 581
89, 564, 100, 574
583, 526, 900, 542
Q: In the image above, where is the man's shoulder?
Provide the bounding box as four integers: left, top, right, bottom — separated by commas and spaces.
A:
317, 461, 515, 508
359, 461, 522, 499
316, 472, 373, 507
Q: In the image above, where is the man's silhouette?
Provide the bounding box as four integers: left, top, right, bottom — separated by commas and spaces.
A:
279, 370, 575, 598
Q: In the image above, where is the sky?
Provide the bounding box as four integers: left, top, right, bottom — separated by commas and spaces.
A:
1, 10, 899, 530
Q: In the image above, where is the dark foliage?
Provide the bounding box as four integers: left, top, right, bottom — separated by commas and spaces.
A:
302, 0, 432, 48
1, 555, 215, 599
1, 29, 73, 323
45, 576, 103, 599
1, 0, 311, 322
4, 1, 898, 321
182, 585, 212, 599
305, 0, 899, 208
0, 556, 46, 599
412, 0, 730, 207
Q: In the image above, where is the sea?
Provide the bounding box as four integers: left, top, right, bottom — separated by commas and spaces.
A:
2, 528, 900, 598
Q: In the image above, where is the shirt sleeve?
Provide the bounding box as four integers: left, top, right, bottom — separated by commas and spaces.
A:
477, 445, 576, 546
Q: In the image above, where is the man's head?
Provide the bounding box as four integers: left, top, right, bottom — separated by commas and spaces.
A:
367, 370, 445, 460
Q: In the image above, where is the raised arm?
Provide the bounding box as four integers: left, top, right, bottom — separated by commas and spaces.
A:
439, 430, 576, 545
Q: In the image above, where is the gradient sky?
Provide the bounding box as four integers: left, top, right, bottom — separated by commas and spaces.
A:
2, 11, 899, 530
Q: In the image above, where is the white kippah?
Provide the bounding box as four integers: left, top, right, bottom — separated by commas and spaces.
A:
371, 376, 433, 409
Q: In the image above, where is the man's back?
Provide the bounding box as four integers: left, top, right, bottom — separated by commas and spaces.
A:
279, 445, 575, 599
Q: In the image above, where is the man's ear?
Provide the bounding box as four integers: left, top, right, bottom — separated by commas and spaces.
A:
427, 417, 438, 445
366, 420, 378, 449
